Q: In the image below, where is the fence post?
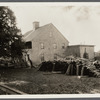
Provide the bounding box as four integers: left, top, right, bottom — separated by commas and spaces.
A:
76, 65, 79, 76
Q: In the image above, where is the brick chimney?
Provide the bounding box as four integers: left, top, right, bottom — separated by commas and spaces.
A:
33, 21, 39, 31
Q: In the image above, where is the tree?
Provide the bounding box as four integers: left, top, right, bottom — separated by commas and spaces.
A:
83, 52, 89, 59
83, 48, 89, 59
0, 6, 25, 61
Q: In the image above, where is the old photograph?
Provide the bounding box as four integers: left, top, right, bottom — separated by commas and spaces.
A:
0, 3, 100, 95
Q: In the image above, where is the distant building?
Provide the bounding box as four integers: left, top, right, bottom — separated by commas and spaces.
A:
95, 51, 100, 57
94, 51, 100, 60
67, 45, 95, 59
23, 21, 69, 65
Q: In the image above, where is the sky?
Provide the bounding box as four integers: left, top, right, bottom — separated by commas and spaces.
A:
7, 4, 100, 52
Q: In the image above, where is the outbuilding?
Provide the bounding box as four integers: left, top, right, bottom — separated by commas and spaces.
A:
67, 45, 95, 59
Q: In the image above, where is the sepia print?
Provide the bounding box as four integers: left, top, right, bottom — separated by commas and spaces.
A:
0, 3, 100, 96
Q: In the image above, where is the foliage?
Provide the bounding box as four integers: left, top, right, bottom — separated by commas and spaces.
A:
11, 39, 25, 58
83, 52, 89, 59
0, 6, 25, 58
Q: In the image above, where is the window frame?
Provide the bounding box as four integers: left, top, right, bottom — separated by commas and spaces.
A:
49, 32, 52, 37
62, 43, 65, 49
53, 43, 57, 49
25, 41, 32, 49
41, 43, 44, 49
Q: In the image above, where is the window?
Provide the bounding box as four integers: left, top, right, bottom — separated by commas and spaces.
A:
41, 43, 44, 49
41, 54, 44, 62
49, 32, 52, 37
54, 54, 57, 60
25, 41, 32, 49
62, 43, 65, 49
53, 43, 57, 49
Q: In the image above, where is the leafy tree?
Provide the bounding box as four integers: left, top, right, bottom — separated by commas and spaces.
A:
83, 52, 89, 59
11, 37, 25, 58
0, 6, 25, 60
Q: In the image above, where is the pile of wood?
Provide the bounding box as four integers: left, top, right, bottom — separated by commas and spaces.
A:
39, 61, 69, 73
39, 59, 100, 77
88, 67, 100, 77
39, 61, 53, 72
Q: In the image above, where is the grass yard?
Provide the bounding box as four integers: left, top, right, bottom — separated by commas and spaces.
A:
0, 67, 100, 94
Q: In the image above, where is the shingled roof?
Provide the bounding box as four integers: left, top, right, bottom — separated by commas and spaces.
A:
23, 23, 69, 43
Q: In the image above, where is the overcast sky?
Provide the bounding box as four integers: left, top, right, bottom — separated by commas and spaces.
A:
8, 4, 100, 52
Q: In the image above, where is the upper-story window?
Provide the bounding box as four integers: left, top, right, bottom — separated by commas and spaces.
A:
41, 43, 44, 49
49, 32, 52, 37
53, 43, 57, 49
62, 43, 65, 49
25, 41, 32, 49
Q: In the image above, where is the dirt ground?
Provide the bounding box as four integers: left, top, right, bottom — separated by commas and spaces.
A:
0, 67, 100, 94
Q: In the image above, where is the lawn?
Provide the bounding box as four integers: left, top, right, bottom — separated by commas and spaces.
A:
0, 67, 100, 94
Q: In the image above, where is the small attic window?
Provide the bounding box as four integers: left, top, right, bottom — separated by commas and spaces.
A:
25, 41, 32, 49
49, 32, 52, 37
62, 43, 65, 49
41, 43, 44, 49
